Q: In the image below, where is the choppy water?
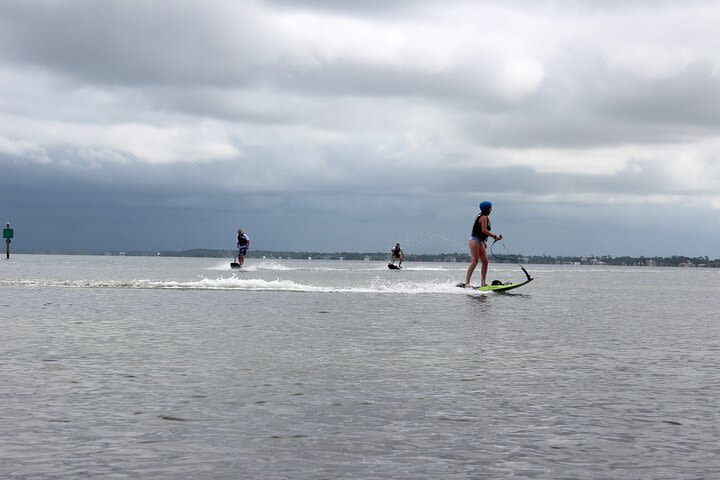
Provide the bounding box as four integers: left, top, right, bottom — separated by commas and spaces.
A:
2, 254, 719, 479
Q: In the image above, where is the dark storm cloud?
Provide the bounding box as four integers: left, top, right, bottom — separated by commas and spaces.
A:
2, 143, 711, 255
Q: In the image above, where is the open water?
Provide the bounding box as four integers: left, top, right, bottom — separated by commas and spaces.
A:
1, 254, 719, 479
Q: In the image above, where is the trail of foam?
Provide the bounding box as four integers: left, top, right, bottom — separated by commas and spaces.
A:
0, 277, 484, 295
402, 266, 460, 271
355, 266, 466, 272
205, 261, 348, 272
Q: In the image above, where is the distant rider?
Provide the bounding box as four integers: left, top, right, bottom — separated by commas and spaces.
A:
465, 201, 502, 287
236, 228, 250, 267
391, 243, 404, 267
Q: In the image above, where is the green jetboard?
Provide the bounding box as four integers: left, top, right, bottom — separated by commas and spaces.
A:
456, 277, 533, 292
457, 244, 533, 292
458, 241, 535, 292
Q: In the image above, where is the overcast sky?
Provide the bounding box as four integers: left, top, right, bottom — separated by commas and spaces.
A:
1, 0, 719, 256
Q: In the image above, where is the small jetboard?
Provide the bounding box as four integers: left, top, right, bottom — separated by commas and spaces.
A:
388, 263, 402, 270
230, 262, 242, 269
456, 278, 533, 292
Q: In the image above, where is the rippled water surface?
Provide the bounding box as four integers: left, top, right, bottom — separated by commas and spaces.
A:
2, 254, 719, 479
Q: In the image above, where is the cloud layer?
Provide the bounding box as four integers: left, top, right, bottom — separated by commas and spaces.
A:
1, 0, 719, 255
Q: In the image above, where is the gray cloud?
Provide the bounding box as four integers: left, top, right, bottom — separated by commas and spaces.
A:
0, 1, 533, 109
595, 62, 720, 127
0, 1, 254, 86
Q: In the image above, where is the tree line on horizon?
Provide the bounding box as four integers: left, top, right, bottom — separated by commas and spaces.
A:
18, 248, 718, 267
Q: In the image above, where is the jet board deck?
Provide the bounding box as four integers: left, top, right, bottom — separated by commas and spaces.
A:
456, 278, 533, 292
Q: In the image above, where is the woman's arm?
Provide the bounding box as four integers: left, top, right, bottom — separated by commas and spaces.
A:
480, 216, 501, 240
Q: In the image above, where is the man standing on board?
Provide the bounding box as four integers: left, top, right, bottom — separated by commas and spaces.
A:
236, 228, 250, 267
391, 243, 404, 268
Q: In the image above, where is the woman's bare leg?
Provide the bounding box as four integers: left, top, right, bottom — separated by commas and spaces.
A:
465, 239, 480, 286
479, 242, 489, 286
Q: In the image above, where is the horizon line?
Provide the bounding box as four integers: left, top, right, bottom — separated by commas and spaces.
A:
10, 248, 720, 262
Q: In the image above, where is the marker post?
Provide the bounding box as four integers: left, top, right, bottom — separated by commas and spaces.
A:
3, 223, 13, 259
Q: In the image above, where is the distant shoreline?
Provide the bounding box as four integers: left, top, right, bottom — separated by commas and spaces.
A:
11, 249, 720, 267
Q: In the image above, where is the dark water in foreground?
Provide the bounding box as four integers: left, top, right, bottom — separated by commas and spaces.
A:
1, 255, 719, 479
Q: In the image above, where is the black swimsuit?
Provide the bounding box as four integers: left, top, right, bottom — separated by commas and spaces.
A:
471, 214, 491, 241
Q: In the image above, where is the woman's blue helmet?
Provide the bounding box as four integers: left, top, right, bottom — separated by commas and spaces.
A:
479, 201, 493, 214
